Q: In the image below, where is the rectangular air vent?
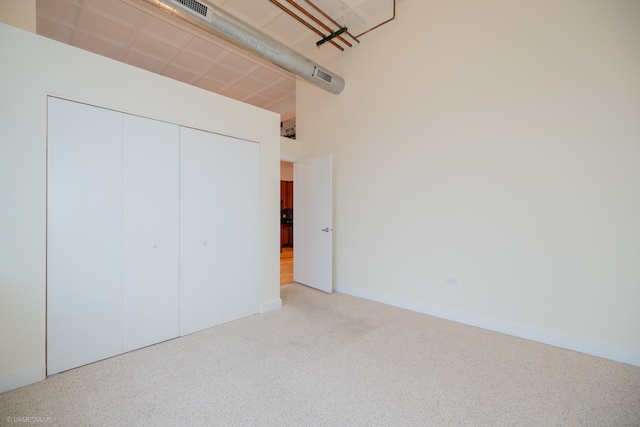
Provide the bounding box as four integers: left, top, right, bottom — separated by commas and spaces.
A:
172, 0, 209, 18
281, 125, 296, 136
313, 67, 334, 85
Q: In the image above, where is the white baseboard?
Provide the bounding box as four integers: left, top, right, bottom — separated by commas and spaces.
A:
260, 298, 282, 314
335, 284, 640, 368
0, 365, 45, 394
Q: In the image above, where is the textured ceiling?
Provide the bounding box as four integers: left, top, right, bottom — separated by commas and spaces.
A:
36, 0, 398, 122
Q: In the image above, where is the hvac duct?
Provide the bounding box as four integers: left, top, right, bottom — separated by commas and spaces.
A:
141, 0, 345, 94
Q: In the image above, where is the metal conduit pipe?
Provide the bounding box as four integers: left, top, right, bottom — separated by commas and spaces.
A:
267, 0, 344, 51
283, 0, 352, 48
141, 0, 345, 95
355, 0, 396, 39
303, 0, 360, 44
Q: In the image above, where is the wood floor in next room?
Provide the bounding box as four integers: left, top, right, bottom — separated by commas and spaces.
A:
280, 247, 293, 286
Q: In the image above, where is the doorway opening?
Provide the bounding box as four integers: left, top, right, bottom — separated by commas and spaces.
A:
280, 161, 294, 286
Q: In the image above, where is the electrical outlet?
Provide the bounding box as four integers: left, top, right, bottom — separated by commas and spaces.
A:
445, 276, 459, 286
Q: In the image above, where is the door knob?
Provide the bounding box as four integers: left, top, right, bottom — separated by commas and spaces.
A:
321, 228, 332, 232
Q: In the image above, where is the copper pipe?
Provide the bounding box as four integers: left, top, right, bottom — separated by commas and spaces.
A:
285, 0, 352, 47
267, 0, 344, 51
355, 0, 396, 39
303, 0, 359, 43
141, 0, 345, 93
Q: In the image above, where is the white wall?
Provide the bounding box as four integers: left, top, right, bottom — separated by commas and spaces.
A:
0, 23, 281, 391
280, 135, 304, 162
297, 0, 640, 365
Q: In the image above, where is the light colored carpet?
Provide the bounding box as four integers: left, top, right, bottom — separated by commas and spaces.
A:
2, 283, 639, 426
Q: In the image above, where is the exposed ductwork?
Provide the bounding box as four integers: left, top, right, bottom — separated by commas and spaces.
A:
140, 0, 345, 94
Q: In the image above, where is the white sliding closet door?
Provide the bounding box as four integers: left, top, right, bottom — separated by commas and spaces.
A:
180, 129, 260, 334
48, 98, 261, 372
122, 115, 180, 352
223, 138, 260, 322
179, 128, 225, 335
47, 97, 123, 375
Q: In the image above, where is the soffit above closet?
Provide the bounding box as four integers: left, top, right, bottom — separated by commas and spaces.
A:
36, 0, 399, 121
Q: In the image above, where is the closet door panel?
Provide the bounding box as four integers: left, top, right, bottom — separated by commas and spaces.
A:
223, 138, 260, 322
122, 114, 180, 352
47, 98, 123, 374
179, 127, 225, 335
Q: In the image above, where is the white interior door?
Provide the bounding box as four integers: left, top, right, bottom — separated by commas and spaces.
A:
180, 129, 260, 332
122, 114, 180, 352
223, 138, 260, 321
179, 127, 225, 335
47, 97, 123, 374
294, 153, 333, 293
